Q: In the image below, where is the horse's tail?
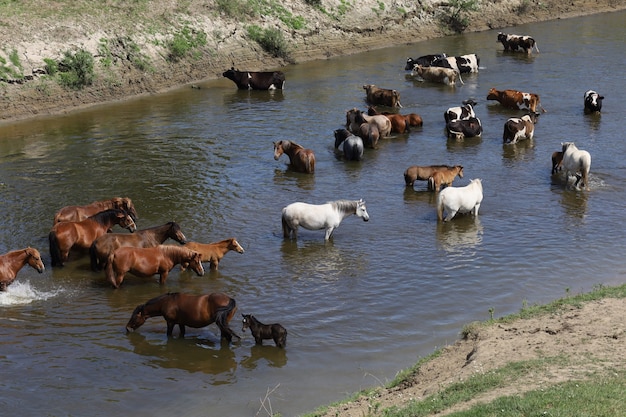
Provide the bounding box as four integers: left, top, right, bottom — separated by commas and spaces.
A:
281, 210, 292, 239
436, 193, 445, 221
48, 231, 62, 267
306, 154, 315, 174
215, 297, 240, 342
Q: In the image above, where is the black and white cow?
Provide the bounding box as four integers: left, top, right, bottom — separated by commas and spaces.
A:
444, 99, 477, 124
497, 32, 539, 54
431, 54, 479, 74
446, 117, 482, 140
404, 53, 446, 70
222, 67, 285, 90
584, 90, 604, 114
502, 112, 540, 144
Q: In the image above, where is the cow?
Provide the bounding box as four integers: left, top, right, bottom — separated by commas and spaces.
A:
431, 54, 480, 74
363, 84, 402, 108
446, 117, 482, 140
222, 67, 285, 90
486, 88, 545, 113
444, 99, 477, 123
502, 112, 540, 144
404, 53, 446, 70
583, 90, 604, 114
497, 32, 539, 54
412, 64, 463, 86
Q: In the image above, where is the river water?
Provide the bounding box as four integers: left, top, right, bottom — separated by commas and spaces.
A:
1, 10, 625, 417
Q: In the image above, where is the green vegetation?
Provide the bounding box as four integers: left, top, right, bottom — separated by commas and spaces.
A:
167, 25, 207, 62
246, 25, 291, 60
57, 49, 94, 89
215, 0, 306, 30
0, 49, 23, 80
439, 0, 479, 33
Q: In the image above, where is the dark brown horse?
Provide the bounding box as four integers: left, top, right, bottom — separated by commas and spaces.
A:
126, 292, 240, 342
53, 197, 138, 225
105, 245, 204, 288
242, 314, 287, 348
90, 221, 187, 271
49, 209, 137, 267
0, 247, 45, 291
273, 140, 316, 174
182, 238, 244, 271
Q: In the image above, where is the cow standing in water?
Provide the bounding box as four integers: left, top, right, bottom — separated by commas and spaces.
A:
497, 32, 539, 54
583, 90, 604, 114
222, 67, 285, 90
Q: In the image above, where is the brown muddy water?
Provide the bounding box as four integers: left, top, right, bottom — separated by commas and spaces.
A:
1, 10, 625, 417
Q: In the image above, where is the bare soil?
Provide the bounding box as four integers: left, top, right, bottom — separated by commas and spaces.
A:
1, 0, 624, 124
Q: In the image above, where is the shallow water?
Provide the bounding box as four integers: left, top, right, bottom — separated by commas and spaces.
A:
1, 11, 625, 416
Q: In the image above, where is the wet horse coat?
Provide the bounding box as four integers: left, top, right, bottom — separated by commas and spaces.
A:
334, 129, 364, 161
182, 238, 245, 271
437, 179, 483, 221
273, 140, 316, 174
404, 165, 464, 189
0, 247, 45, 291
53, 197, 138, 225
126, 292, 239, 341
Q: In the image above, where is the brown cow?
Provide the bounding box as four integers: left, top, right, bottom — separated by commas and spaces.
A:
362, 84, 402, 108
411, 64, 463, 86
487, 88, 546, 113
502, 112, 540, 144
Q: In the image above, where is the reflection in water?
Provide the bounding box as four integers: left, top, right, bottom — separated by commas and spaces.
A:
502, 139, 535, 161
272, 168, 316, 190
240, 344, 288, 370
559, 187, 589, 219
584, 111, 602, 132
436, 217, 483, 253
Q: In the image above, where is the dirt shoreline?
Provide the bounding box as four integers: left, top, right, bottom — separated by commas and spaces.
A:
1, 0, 624, 125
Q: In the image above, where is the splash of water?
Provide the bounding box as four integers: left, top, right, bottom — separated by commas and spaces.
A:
0, 281, 62, 306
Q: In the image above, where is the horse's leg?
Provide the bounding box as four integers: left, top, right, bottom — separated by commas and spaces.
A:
324, 227, 335, 240
179, 324, 186, 338
444, 208, 458, 222
210, 258, 219, 270
166, 321, 175, 337
159, 271, 169, 285
473, 203, 481, 217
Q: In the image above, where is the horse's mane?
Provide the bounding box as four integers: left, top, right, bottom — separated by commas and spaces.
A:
144, 292, 178, 307
329, 199, 358, 212
159, 245, 195, 258
89, 209, 124, 223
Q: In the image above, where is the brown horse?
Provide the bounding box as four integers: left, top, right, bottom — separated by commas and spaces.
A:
367, 106, 410, 134
90, 221, 187, 271
126, 292, 240, 342
53, 197, 138, 225
182, 238, 245, 271
49, 209, 137, 267
428, 165, 465, 192
346, 108, 392, 138
0, 248, 45, 291
105, 245, 204, 288
404, 165, 464, 188
273, 140, 315, 174
242, 314, 287, 348
356, 122, 380, 149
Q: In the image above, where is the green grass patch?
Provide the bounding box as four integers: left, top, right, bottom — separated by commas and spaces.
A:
246, 25, 291, 60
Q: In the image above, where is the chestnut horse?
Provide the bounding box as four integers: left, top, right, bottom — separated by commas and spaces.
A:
404, 165, 464, 189
126, 292, 240, 342
90, 221, 187, 271
182, 238, 244, 271
105, 245, 204, 288
49, 209, 137, 267
0, 247, 45, 291
427, 165, 465, 192
273, 140, 315, 174
53, 197, 138, 225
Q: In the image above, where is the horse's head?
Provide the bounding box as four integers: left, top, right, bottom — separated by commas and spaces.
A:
168, 222, 187, 244
273, 141, 285, 160
456, 165, 464, 179
126, 305, 147, 332
118, 211, 137, 233
25, 247, 45, 273
241, 314, 254, 332
356, 199, 369, 222
229, 238, 245, 254
187, 251, 205, 277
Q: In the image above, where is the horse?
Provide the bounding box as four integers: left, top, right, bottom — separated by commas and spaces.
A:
428, 165, 465, 192
367, 106, 409, 134
356, 122, 380, 149
404, 165, 464, 189
561, 142, 591, 190
242, 314, 287, 348
0, 247, 45, 291
126, 292, 240, 342
105, 245, 204, 288
551, 151, 564, 175
49, 209, 137, 267
90, 221, 187, 271
437, 179, 483, 222
273, 140, 315, 174
182, 238, 245, 271
281, 199, 370, 240
345, 108, 392, 138
53, 197, 138, 225
334, 128, 364, 161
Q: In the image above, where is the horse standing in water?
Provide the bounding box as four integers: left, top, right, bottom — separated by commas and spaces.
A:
126, 292, 240, 342
106, 245, 204, 288
334, 128, 364, 161
273, 140, 316, 174
242, 314, 287, 348
437, 179, 483, 222
90, 221, 187, 271
281, 199, 370, 240
53, 197, 138, 225
561, 142, 591, 190
182, 238, 245, 271
49, 209, 137, 267
0, 248, 45, 291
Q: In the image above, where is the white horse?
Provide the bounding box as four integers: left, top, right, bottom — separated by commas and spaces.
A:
561, 142, 591, 190
281, 199, 370, 240
437, 179, 483, 222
